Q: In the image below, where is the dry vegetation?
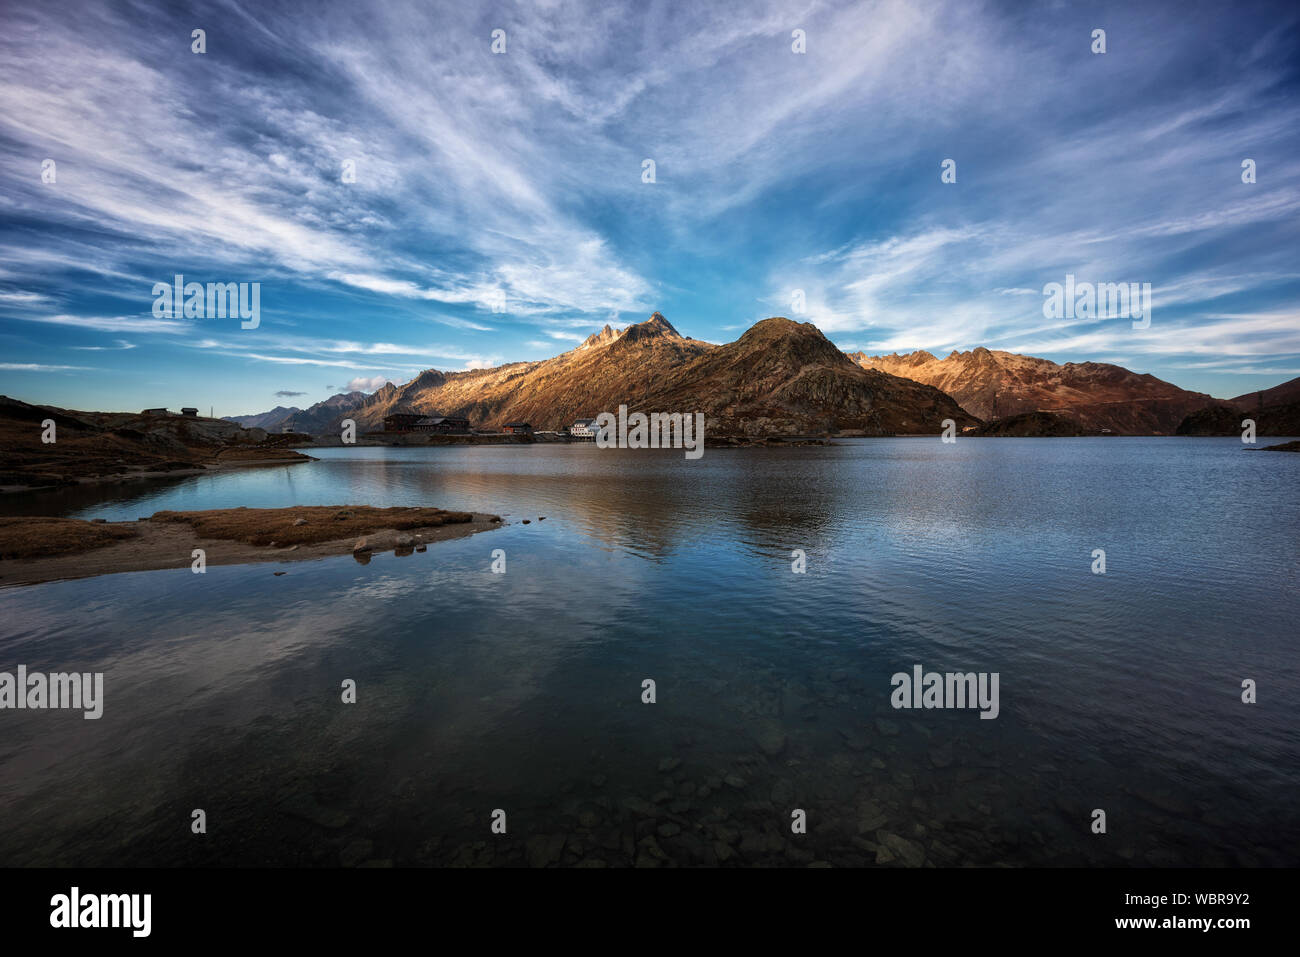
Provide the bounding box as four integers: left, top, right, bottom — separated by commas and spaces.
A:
148, 506, 476, 546
0, 517, 139, 560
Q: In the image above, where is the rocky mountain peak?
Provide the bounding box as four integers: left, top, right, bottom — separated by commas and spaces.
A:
620, 312, 682, 343
580, 323, 622, 349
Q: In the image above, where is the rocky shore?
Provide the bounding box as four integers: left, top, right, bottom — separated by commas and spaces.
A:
0, 395, 314, 493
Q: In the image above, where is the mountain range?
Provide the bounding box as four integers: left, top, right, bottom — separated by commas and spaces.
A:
850, 348, 1214, 435
225, 313, 1299, 438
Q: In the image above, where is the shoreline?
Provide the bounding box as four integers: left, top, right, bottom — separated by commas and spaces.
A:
0, 453, 314, 496
0, 507, 503, 587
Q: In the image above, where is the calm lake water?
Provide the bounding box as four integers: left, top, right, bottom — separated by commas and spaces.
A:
1, 438, 1297, 867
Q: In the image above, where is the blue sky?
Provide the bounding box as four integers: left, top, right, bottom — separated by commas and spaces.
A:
1, 0, 1298, 416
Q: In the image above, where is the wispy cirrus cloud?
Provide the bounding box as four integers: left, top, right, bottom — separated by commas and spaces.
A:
1, 0, 1297, 411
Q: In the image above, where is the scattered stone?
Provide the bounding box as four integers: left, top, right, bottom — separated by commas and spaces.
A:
771, 780, 796, 805
538, 517, 546, 521
522, 519, 531, 525
857, 801, 888, 833
876, 830, 926, 867
395, 534, 414, 548
652, 790, 671, 804
713, 840, 734, 862
657, 822, 681, 838
415, 545, 427, 552
578, 809, 601, 829
525, 833, 566, 868
930, 743, 954, 768
724, 773, 747, 790
753, 721, 787, 757
273, 571, 286, 576
591, 773, 607, 788
657, 757, 681, 773
621, 796, 658, 817
293, 518, 308, 526
875, 718, 900, 736
339, 838, 374, 867
353, 537, 371, 553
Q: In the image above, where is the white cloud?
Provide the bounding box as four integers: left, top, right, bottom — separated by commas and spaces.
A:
347, 375, 396, 392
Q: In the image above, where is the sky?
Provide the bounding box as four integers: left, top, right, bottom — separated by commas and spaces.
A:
1, 0, 1298, 416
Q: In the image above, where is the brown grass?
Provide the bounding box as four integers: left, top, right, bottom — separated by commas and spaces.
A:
0, 517, 139, 560
148, 506, 476, 546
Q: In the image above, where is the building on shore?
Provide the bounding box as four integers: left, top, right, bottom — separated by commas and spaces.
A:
413, 415, 470, 434
502, 421, 533, 435
180, 407, 198, 417
141, 407, 171, 415
570, 418, 598, 439
383, 407, 424, 432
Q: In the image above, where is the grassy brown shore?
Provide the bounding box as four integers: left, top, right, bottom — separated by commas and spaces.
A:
0, 506, 502, 586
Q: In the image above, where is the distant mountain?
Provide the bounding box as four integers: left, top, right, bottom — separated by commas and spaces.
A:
245, 313, 975, 438
225, 392, 369, 433
281, 391, 370, 433
1229, 375, 1300, 412
849, 348, 1214, 434
223, 405, 300, 430
639, 317, 975, 435
347, 313, 718, 433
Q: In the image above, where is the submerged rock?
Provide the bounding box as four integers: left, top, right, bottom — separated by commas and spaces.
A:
876, 830, 926, 867
340, 838, 374, 867
525, 833, 566, 868
752, 721, 787, 757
